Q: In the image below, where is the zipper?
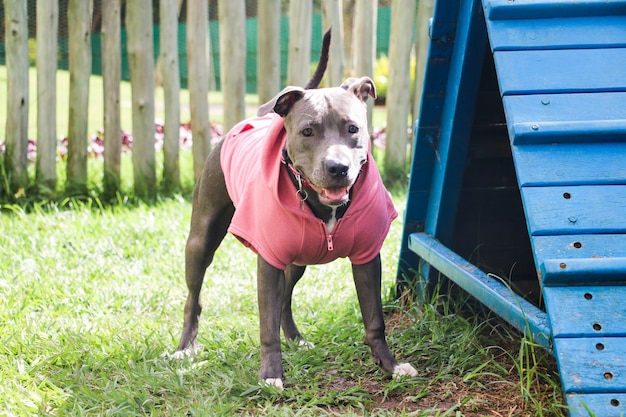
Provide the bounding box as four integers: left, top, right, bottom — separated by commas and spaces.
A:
326, 232, 334, 251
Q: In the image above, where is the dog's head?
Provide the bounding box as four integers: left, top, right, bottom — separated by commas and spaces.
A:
258, 77, 376, 207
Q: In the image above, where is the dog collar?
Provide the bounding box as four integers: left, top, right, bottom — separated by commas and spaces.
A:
281, 148, 310, 206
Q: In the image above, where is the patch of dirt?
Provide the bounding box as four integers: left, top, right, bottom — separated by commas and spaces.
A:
319, 311, 562, 416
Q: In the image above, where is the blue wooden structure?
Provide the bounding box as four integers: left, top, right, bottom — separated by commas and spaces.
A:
397, 1, 626, 415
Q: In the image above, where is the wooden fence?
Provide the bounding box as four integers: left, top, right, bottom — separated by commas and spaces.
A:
1, 0, 423, 200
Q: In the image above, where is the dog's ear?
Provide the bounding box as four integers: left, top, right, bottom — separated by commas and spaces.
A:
340, 77, 377, 103
257, 87, 305, 117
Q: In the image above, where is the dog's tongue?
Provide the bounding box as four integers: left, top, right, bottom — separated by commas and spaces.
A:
321, 186, 350, 203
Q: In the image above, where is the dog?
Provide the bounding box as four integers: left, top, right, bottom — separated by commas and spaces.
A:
175, 30, 417, 390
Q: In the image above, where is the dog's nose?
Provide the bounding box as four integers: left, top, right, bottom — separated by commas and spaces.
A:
326, 159, 349, 178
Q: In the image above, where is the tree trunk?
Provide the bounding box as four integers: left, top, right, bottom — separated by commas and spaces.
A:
126, 0, 156, 199
67, 0, 92, 195
102, 0, 122, 198
160, 0, 181, 191
322, 0, 345, 87
384, 0, 416, 181
257, 0, 281, 104
187, 0, 211, 180
287, 0, 312, 86
351, 0, 377, 134
3, 0, 29, 194
36, 0, 58, 192
219, 0, 246, 131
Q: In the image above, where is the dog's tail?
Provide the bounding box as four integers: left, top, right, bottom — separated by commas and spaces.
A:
304, 28, 331, 90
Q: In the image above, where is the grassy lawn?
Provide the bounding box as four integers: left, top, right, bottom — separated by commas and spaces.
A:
0, 192, 565, 416
0, 67, 564, 415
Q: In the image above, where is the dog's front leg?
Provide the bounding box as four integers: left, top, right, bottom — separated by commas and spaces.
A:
257, 256, 286, 390
352, 255, 418, 378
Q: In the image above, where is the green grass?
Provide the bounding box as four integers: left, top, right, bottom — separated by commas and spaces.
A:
0, 192, 565, 416
0, 66, 563, 416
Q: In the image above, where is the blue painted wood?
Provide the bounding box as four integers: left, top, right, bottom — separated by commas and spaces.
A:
484, 0, 626, 20
521, 185, 626, 236
554, 337, 626, 393
512, 144, 626, 187
533, 235, 626, 263
423, 0, 486, 244
502, 93, 626, 145
408, 232, 552, 347
544, 287, 626, 337
397, 0, 480, 288
487, 16, 626, 51
566, 393, 626, 417
541, 259, 626, 285
494, 48, 626, 95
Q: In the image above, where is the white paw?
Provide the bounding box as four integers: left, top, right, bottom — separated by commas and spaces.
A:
264, 378, 284, 391
298, 340, 315, 350
392, 362, 418, 378
164, 347, 197, 360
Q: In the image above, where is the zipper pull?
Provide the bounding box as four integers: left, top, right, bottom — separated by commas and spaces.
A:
326, 233, 334, 251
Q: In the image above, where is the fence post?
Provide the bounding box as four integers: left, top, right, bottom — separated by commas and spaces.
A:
187, 0, 211, 181
66, 0, 92, 195
384, 0, 416, 180
36, 0, 58, 193
219, 0, 246, 131
322, 0, 345, 87
413, 0, 435, 122
257, 0, 281, 104
102, 0, 122, 198
352, 0, 377, 134
126, 0, 157, 199
159, 0, 181, 191
3, 0, 29, 194
287, 0, 312, 86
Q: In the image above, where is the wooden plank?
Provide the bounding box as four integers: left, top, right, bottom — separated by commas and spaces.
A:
487, 15, 626, 51
102, 0, 122, 197
35, 0, 58, 190
126, 0, 157, 199
424, 0, 486, 243
503, 93, 626, 145
385, 0, 417, 176
566, 393, 626, 417
159, 0, 181, 191
494, 48, 626, 95
187, 0, 211, 180
544, 287, 626, 336
322, 0, 345, 88
541, 258, 626, 285
257, 0, 281, 103
533, 235, 626, 264
521, 185, 626, 236
408, 233, 552, 347
66, 0, 92, 195
554, 337, 626, 393
484, 0, 626, 20
219, 0, 247, 131
512, 143, 626, 187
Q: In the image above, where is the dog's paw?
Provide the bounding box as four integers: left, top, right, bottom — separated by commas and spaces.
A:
264, 378, 284, 391
298, 339, 315, 350
392, 362, 418, 378
163, 346, 198, 361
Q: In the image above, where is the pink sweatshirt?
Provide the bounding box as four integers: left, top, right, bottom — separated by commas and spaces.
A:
221, 113, 397, 270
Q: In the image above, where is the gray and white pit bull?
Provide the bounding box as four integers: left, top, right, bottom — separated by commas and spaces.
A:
175, 32, 417, 390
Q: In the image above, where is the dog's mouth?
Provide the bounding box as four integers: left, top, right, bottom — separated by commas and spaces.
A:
309, 184, 352, 206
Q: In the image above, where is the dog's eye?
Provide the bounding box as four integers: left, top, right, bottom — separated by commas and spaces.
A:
301, 127, 313, 137
348, 125, 359, 134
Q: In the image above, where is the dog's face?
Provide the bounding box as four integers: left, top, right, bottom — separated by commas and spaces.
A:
258, 77, 376, 207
